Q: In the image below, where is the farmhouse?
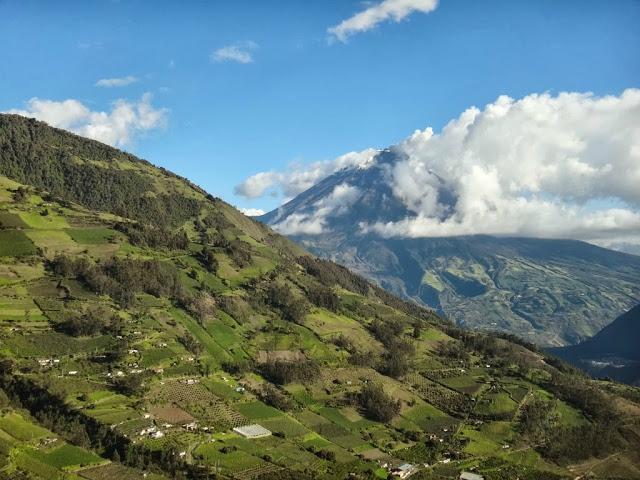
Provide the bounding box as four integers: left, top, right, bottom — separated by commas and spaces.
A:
459, 472, 484, 480
233, 424, 272, 439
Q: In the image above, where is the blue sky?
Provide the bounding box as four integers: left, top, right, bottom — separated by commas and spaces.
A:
1, 0, 639, 214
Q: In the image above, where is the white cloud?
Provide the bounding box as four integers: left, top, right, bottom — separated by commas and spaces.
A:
6, 93, 168, 147
328, 0, 438, 42
361, 89, 640, 243
211, 41, 258, 64
273, 183, 361, 235
239, 208, 266, 217
234, 148, 377, 199
95, 75, 138, 87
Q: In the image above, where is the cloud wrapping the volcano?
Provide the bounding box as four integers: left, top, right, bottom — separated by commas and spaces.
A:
274, 183, 361, 235
361, 89, 640, 242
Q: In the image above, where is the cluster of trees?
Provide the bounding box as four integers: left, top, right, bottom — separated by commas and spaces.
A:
115, 222, 189, 250
225, 239, 252, 268
541, 422, 623, 463
265, 283, 309, 324
50, 254, 184, 308
353, 382, 400, 423
260, 359, 320, 385
178, 332, 203, 357
369, 319, 415, 378
436, 340, 470, 363
524, 371, 625, 463
197, 247, 218, 273
57, 305, 123, 337
259, 384, 293, 411
518, 397, 559, 444
306, 283, 340, 312
113, 372, 150, 396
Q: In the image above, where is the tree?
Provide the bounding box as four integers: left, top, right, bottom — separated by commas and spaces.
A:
198, 247, 219, 273
12, 187, 28, 202
178, 332, 203, 356
357, 383, 400, 423
266, 284, 309, 324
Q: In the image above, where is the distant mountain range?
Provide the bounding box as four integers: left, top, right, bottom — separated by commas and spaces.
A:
260, 149, 640, 347
551, 305, 640, 386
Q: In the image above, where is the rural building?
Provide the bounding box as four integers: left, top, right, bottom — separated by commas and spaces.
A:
460, 472, 484, 480
233, 424, 272, 438
391, 463, 417, 478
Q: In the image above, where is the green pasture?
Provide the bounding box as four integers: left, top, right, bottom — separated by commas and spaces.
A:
0, 230, 36, 256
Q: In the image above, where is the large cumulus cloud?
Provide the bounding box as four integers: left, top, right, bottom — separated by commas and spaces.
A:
362, 89, 640, 242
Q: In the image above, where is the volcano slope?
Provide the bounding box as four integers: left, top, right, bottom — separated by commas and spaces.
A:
0, 114, 639, 479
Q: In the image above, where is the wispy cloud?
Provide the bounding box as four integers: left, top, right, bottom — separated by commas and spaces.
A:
239, 207, 266, 217
6, 93, 168, 147
328, 0, 438, 43
95, 75, 138, 88
210, 41, 258, 64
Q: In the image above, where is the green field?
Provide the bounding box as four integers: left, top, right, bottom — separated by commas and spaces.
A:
0, 230, 36, 256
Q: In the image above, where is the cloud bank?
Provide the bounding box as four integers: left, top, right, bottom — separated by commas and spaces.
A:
328, 0, 438, 42
364, 89, 640, 242
6, 93, 168, 147
234, 148, 377, 200
95, 75, 138, 87
211, 42, 258, 64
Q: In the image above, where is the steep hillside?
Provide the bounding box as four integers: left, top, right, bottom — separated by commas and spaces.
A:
551, 305, 640, 386
259, 149, 640, 347
0, 114, 639, 479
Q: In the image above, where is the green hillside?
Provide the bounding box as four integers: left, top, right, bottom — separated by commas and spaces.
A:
0, 114, 639, 479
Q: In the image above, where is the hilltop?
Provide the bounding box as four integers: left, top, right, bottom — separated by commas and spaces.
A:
0, 114, 639, 479
259, 149, 640, 347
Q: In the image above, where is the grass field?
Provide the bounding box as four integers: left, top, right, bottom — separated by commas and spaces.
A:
0, 413, 50, 441
65, 227, 117, 244
236, 401, 284, 420
19, 211, 69, 229
25, 229, 78, 253
0, 212, 29, 228
30, 443, 104, 469
0, 230, 36, 256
